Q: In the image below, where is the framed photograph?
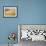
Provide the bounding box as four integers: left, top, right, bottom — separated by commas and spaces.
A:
18, 24, 46, 42
3, 6, 17, 17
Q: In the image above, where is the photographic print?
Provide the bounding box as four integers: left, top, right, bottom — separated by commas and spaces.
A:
3, 6, 17, 17
18, 24, 46, 41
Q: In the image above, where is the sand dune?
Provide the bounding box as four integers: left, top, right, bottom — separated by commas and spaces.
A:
5, 9, 16, 16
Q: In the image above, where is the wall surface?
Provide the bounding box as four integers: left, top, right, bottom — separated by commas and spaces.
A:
0, 0, 46, 45
0, 0, 18, 44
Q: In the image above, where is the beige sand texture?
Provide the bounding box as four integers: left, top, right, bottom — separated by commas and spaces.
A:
5, 9, 16, 16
